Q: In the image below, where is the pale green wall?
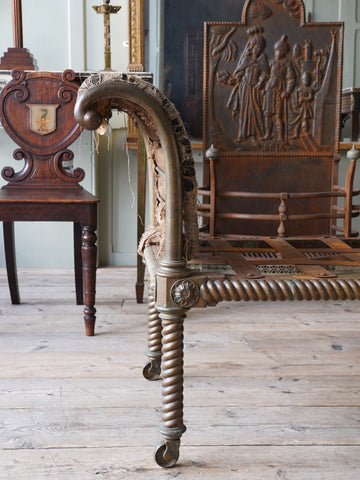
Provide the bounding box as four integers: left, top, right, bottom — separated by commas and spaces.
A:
0, 0, 129, 72
0, 0, 131, 268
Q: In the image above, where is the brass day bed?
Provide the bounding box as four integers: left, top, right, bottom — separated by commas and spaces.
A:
75, 0, 360, 468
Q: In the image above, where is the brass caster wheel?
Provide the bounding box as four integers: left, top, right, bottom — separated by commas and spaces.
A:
143, 359, 161, 381
154, 441, 179, 468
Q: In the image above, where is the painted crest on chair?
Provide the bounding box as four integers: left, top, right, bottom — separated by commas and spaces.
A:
27, 104, 59, 135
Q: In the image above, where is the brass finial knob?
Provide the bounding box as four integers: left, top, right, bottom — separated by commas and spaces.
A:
205, 144, 219, 160
347, 145, 360, 161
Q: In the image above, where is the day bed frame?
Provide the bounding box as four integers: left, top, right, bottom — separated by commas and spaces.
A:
75, 0, 360, 468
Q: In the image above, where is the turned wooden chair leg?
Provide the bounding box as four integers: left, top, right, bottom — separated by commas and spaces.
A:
3, 221, 20, 304
136, 132, 147, 303
73, 222, 84, 305
143, 282, 162, 381
136, 254, 145, 304
81, 225, 97, 336
154, 306, 187, 468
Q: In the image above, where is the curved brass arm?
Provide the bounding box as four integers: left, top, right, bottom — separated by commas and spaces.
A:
74, 79, 186, 273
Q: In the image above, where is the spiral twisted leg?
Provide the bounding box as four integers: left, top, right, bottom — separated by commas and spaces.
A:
200, 278, 360, 305
154, 306, 187, 468
143, 286, 162, 381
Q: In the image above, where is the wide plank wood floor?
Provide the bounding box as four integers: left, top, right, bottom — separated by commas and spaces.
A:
0, 267, 359, 479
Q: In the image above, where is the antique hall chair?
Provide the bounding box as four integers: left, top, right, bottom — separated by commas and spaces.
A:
75, 0, 360, 467
0, 70, 99, 336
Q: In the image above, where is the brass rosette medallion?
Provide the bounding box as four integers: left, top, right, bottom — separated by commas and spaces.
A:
171, 280, 200, 308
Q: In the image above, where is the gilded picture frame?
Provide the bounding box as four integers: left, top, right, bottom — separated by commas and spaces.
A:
128, 0, 145, 72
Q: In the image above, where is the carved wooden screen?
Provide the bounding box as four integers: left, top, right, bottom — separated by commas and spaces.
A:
203, 0, 344, 236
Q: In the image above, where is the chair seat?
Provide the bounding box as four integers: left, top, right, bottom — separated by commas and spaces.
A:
0, 187, 99, 222
0, 187, 98, 203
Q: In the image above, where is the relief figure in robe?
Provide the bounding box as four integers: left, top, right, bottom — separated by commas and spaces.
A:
217, 26, 269, 142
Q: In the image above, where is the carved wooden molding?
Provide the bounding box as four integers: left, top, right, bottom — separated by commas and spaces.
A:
128, 0, 145, 72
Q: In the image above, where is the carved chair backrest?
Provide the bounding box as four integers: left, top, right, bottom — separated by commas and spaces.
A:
202, 0, 345, 237
0, 69, 84, 190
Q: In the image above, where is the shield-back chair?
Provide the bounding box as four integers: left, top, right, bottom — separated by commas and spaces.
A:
0, 70, 99, 336
74, 0, 360, 466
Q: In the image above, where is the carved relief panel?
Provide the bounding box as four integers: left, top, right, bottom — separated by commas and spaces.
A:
204, 0, 344, 155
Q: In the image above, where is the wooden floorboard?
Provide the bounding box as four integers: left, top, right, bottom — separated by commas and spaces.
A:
0, 267, 359, 479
